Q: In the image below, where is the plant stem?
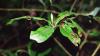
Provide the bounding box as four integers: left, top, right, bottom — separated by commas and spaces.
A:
91, 44, 100, 56
87, 41, 100, 44
53, 38, 72, 56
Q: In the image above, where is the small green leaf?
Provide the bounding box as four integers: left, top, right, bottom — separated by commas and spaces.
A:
55, 11, 73, 25
30, 25, 54, 43
6, 19, 15, 25
50, 13, 54, 24
6, 16, 30, 25
46, 13, 52, 26
60, 22, 81, 46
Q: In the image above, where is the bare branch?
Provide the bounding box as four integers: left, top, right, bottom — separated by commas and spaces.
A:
53, 38, 72, 56
91, 44, 100, 56
0, 8, 59, 14
70, 0, 78, 13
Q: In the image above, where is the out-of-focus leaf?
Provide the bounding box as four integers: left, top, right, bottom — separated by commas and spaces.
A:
60, 22, 81, 46
38, 48, 51, 56
39, 0, 46, 7
28, 42, 37, 56
49, 0, 53, 5
95, 17, 100, 19
30, 25, 54, 43
55, 11, 73, 25
6, 16, 30, 25
89, 30, 100, 37
89, 7, 100, 16
6, 19, 16, 25
5, 50, 16, 56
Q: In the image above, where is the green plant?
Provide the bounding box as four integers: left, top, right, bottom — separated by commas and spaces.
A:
0, 0, 100, 55
2, 6, 100, 55
7, 11, 84, 46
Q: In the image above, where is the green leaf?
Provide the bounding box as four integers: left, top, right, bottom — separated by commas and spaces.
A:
89, 29, 100, 37
6, 19, 16, 25
30, 25, 54, 43
47, 13, 52, 26
69, 19, 85, 35
50, 13, 54, 24
6, 16, 30, 25
55, 11, 73, 25
60, 22, 81, 46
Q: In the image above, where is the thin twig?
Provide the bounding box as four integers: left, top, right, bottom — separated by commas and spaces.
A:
8, 44, 27, 51
22, 0, 25, 8
0, 34, 18, 48
91, 44, 100, 56
77, 0, 84, 12
87, 41, 100, 44
0, 8, 59, 14
53, 38, 72, 56
70, 0, 78, 13
79, 32, 88, 50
